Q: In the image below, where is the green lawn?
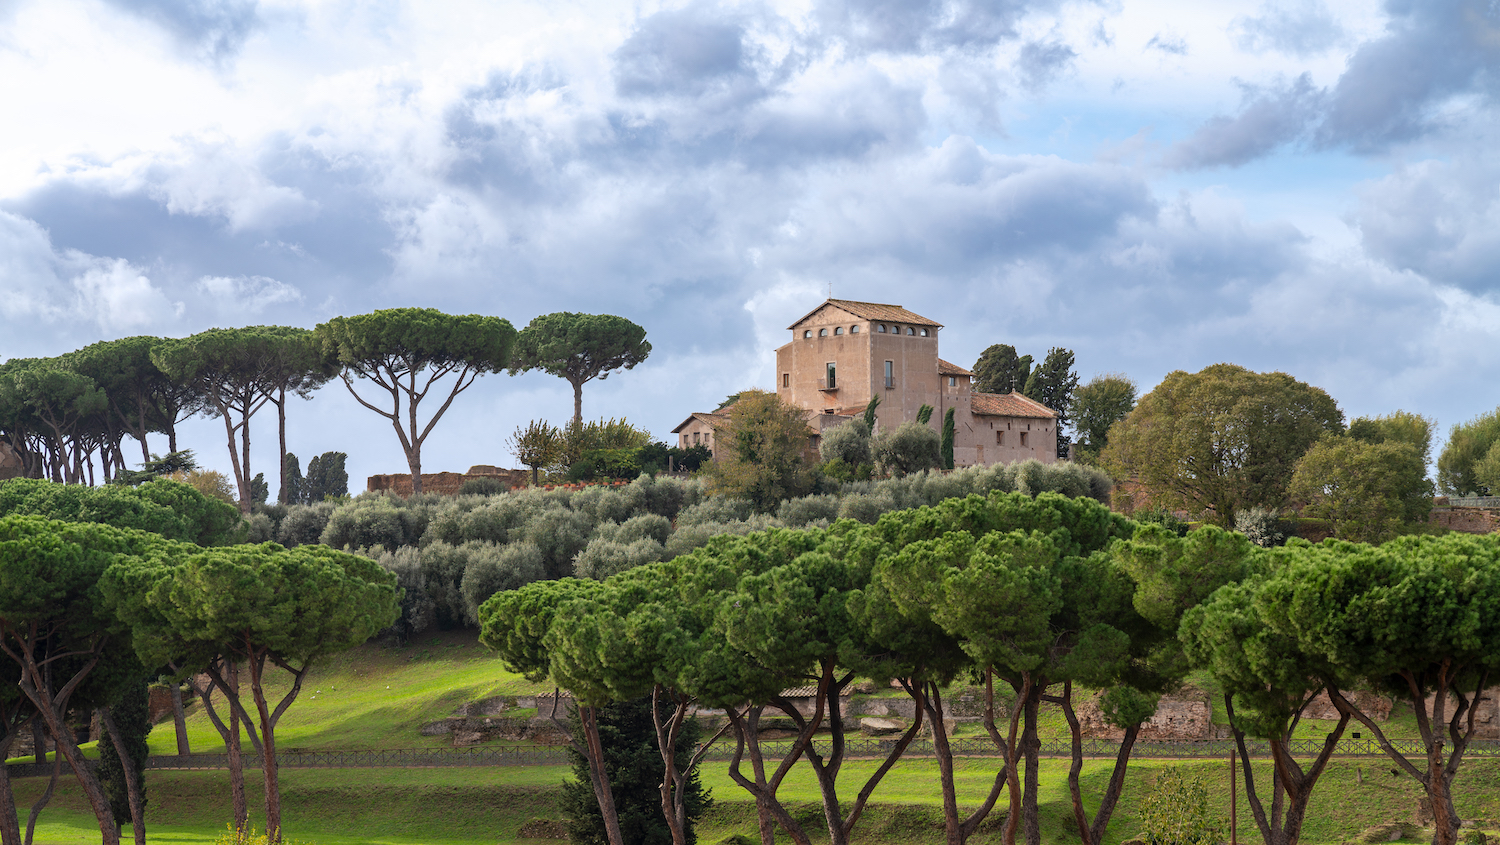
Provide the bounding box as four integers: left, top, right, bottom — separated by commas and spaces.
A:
10, 755, 1500, 845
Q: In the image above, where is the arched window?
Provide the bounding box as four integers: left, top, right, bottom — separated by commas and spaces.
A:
906, 326, 915, 336
819, 328, 828, 337
850, 325, 860, 334
920, 328, 929, 337
803, 330, 811, 338
834, 326, 843, 335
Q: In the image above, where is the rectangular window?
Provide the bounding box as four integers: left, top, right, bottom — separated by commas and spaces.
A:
884, 360, 894, 389
997, 431, 1004, 445
782, 373, 789, 388
1020, 432, 1029, 447
826, 362, 837, 390
948, 376, 956, 387
693, 432, 700, 445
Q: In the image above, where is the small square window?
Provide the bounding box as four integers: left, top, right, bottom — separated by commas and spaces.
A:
850, 325, 860, 334
834, 326, 843, 335
819, 328, 828, 337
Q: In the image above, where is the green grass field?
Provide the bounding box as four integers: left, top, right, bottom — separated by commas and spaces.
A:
8, 631, 1489, 844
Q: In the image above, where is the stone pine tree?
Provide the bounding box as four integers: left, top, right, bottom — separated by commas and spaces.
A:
511, 313, 651, 428
315, 309, 516, 496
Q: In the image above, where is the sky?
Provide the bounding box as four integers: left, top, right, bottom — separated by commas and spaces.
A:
3, 0, 1500, 489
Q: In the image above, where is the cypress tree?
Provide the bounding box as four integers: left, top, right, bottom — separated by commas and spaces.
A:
561, 696, 712, 845
941, 407, 955, 469
97, 677, 152, 838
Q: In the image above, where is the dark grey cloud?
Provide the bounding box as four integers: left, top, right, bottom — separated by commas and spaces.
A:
1230, 1, 1346, 58
102, 0, 260, 64
1015, 40, 1076, 91
1352, 157, 1500, 295
1164, 74, 1322, 169
815, 0, 1041, 54
1172, 0, 1500, 168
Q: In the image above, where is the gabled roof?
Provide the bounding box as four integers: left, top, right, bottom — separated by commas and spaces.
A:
670, 412, 725, 433
787, 299, 943, 330
971, 392, 1057, 419
937, 358, 972, 376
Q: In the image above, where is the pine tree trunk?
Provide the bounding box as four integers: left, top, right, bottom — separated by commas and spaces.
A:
172, 684, 190, 755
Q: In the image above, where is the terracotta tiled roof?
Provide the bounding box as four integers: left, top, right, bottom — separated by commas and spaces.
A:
670, 412, 725, 433
787, 299, 943, 330
937, 358, 972, 376
971, 392, 1057, 419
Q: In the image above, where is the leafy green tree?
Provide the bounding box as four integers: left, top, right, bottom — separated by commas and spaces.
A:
1101, 364, 1344, 527
973, 345, 1032, 395
1182, 573, 1351, 845
862, 395, 880, 431
252, 330, 334, 507
916, 404, 934, 426
560, 696, 711, 845
941, 407, 955, 470
871, 421, 941, 477
1348, 410, 1433, 466
315, 308, 516, 496
707, 390, 816, 512
1070, 374, 1136, 461
1022, 348, 1079, 458
67, 337, 204, 463
1437, 407, 1500, 496
508, 420, 562, 486
511, 313, 651, 427
1257, 533, 1500, 845
104, 543, 399, 843
1287, 436, 1432, 543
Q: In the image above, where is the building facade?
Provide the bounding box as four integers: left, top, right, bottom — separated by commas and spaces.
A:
676, 299, 1058, 468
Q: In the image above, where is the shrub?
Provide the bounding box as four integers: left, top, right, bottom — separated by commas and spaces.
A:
320, 495, 424, 551
244, 512, 277, 543
837, 490, 898, 524
820, 418, 871, 467
1134, 507, 1190, 538
663, 515, 781, 558
777, 494, 840, 527
1234, 507, 1288, 548
677, 497, 753, 526
0, 477, 242, 546
457, 476, 510, 496
276, 502, 337, 548
371, 546, 434, 642
1137, 767, 1223, 845
460, 541, 547, 624
573, 537, 665, 580
871, 422, 941, 477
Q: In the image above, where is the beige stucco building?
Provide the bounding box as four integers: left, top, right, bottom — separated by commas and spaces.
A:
674, 299, 1058, 468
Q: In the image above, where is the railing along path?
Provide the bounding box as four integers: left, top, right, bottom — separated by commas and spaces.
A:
10, 737, 1497, 777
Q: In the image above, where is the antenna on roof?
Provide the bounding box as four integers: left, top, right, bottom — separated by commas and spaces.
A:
827, 282, 833, 299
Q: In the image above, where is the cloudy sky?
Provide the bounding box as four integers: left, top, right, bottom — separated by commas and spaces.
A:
4, 0, 1499, 488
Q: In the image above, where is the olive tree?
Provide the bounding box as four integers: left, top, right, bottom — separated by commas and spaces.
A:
315, 309, 516, 495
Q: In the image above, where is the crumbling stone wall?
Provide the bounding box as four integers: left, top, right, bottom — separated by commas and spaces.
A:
0, 443, 23, 481
366, 465, 529, 497
1429, 505, 1500, 535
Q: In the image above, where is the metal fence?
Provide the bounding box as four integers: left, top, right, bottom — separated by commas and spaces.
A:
1439, 496, 1500, 508
9, 737, 1495, 777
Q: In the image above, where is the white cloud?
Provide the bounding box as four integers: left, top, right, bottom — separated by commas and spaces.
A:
197, 274, 304, 316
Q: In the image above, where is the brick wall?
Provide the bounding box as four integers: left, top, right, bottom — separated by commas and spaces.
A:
1429, 505, 1500, 535
366, 465, 530, 497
